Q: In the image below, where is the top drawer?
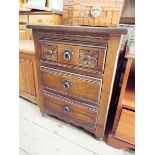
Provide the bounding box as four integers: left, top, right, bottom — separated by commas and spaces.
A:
40, 43, 107, 72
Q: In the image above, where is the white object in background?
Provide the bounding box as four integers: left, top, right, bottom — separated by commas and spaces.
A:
48, 0, 63, 11
23, 0, 63, 12
27, 0, 46, 7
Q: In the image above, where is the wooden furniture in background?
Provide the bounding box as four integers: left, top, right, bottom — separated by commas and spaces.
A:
27, 24, 127, 139
19, 11, 62, 40
63, 0, 124, 27
19, 40, 39, 104
19, 0, 24, 7
19, 25, 30, 40
22, 0, 63, 12
107, 40, 135, 148
19, 15, 30, 40
120, 0, 135, 24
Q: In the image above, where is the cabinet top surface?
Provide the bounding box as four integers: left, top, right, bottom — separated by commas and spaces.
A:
19, 10, 62, 15
19, 40, 35, 54
26, 24, 128, 35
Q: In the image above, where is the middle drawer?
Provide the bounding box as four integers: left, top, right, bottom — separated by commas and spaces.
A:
41, 67, 102, 106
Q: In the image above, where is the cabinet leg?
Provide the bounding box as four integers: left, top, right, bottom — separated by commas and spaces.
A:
96, 137, 103, 141
95, 135, 103, 141
41, 113, 47, 117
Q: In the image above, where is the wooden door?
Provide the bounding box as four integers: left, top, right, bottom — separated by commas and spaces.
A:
19, 52, 37, 104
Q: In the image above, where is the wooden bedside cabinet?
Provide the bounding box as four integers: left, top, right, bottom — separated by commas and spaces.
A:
27, 24, 127, 139
107, 40, 135, 148
19, 40, 39, 104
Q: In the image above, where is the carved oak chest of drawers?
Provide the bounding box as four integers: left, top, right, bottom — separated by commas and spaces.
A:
27, 24, 127, 139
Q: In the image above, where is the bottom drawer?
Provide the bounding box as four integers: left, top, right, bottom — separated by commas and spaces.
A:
115, 109, 135, 144
43, 91, 98, 131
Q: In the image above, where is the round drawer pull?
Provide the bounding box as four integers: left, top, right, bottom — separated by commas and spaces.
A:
63, 49, 72, 61
91, 6, 102, 18
38, 19, 42, 23
63, 80, 72, 89
64, 106, 70, 112
47, 50, 53, 55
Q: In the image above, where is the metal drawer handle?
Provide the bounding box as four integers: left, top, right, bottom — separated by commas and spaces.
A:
64, 106, 70, 112
38, 19, 42, 23
63, 49, 72, 61
63, 80, 72, 89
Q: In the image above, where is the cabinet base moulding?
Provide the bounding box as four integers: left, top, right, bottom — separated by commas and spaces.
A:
20, 91, 38, 104
107, 133, 135, 149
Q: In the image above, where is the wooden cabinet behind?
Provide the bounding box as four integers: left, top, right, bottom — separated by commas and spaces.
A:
19, 25, 30, 40
107, 41, 135, 148
19, 11, 62, 40
19, 41, 39, 104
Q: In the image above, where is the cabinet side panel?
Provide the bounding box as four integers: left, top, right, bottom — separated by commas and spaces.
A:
32, 30, 45, 112
95, 35, 122, 138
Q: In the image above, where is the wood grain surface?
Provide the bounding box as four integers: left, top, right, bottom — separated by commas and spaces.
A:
29, 25, 127, 139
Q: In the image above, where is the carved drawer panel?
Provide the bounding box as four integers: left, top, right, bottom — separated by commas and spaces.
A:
41, 44, 58, 61
43, 91, 98, 131
79, 49, 99, 66
40, 43, 107, 72
41, 67, 102, 106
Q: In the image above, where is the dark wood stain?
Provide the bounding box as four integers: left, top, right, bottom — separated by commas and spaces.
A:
28, 24, 127, 139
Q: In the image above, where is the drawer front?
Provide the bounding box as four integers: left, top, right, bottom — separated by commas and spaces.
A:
41, 67, 102, 105
19, 15, 28, 24
29, 15, 54, 25
41, 43, 107, 71
41, 43, 58, 62
115, 109, 135, 145
43, 91, 98, 129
